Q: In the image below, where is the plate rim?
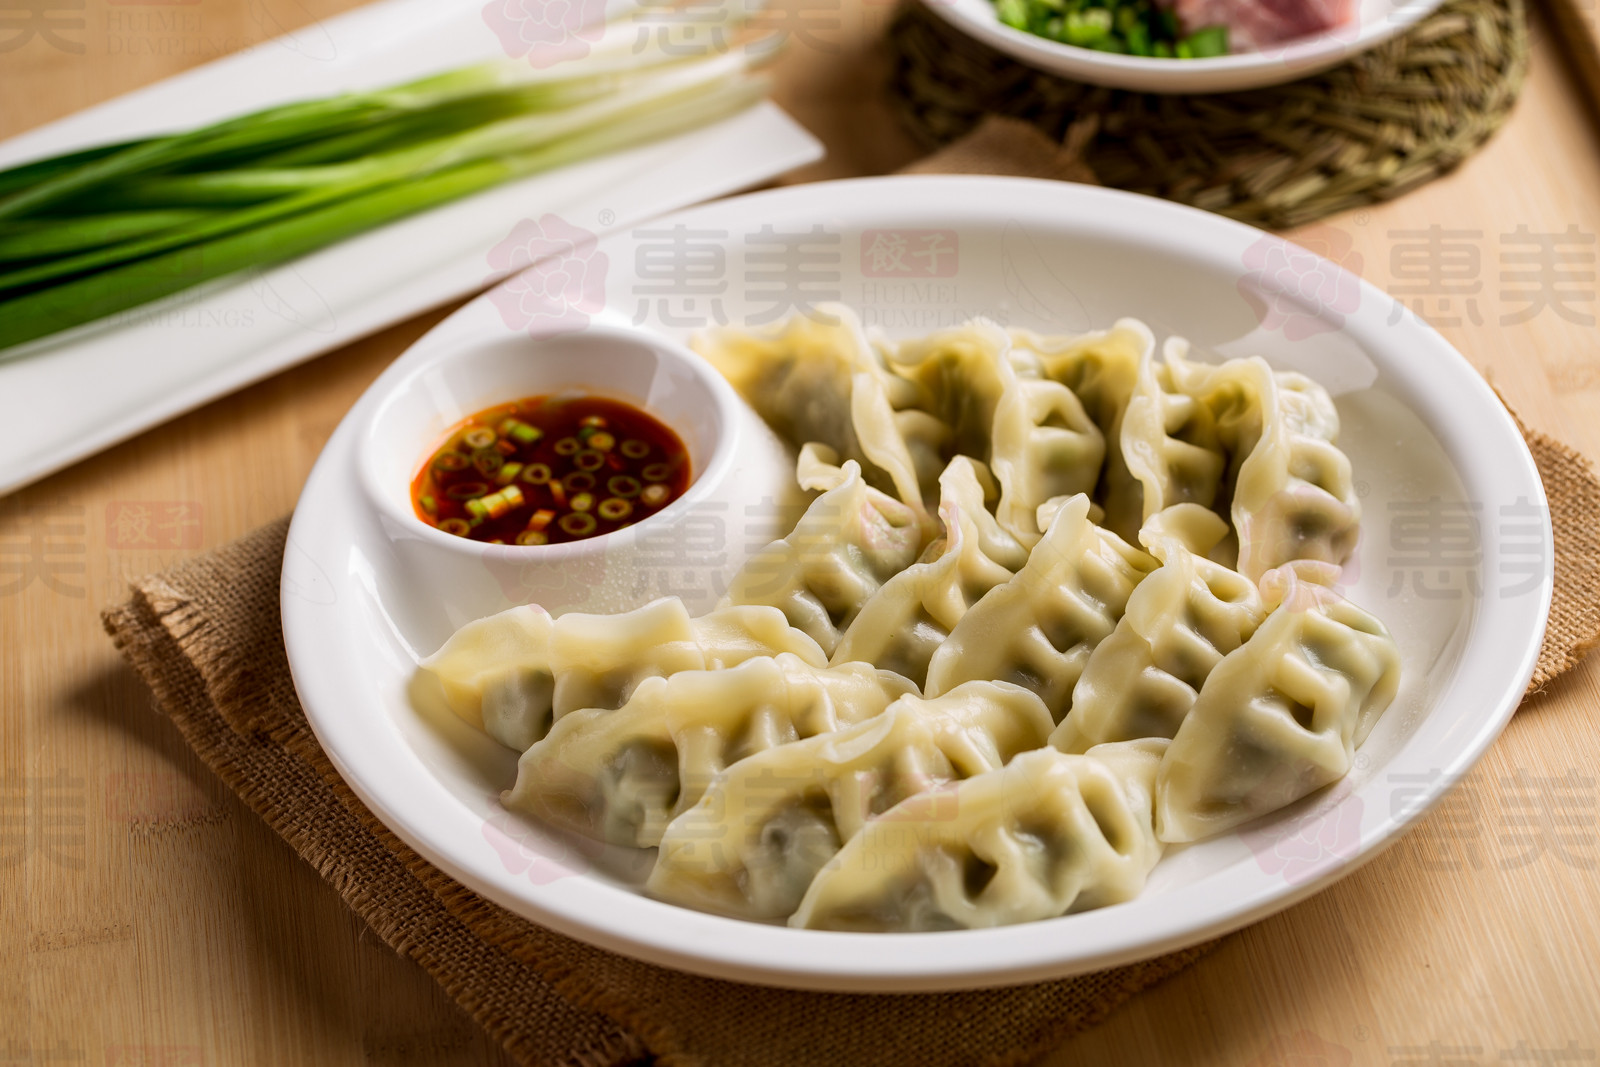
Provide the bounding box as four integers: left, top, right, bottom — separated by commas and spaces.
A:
282, 175, 1553, 992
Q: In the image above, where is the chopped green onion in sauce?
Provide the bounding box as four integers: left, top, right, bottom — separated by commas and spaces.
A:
412, 394, 689, 545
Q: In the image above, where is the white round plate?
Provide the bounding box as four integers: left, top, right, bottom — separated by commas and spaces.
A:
283, 176, 1551, 992
926, 0, 1443, 92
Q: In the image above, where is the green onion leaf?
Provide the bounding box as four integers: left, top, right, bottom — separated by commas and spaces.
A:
1064, 8, 1113, 45
996, 0, 1030, 29
0, 68, 767, 355
1181, 25, 1230, 57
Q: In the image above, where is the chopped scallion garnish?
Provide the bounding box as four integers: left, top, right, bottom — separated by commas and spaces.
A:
559, 512, 597, 536
989, 0, 1229, 60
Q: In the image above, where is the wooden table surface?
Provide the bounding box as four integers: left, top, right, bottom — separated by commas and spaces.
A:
3, 1, 1599, 1063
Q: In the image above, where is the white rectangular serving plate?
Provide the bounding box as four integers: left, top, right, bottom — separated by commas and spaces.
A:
0, 0, 823, 497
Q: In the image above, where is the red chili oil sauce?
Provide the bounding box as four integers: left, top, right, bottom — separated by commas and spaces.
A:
411, 394, 690, 545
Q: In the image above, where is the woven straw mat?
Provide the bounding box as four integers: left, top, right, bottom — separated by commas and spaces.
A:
888, 0, 1529, 228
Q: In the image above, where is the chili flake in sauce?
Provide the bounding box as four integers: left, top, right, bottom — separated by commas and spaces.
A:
412, 394, 690, 545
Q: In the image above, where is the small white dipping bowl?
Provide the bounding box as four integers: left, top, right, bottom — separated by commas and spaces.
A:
356, 317, 799, 637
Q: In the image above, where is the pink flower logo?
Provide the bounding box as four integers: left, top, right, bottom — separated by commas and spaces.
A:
1242, 790, 1364, 886
486, 214, 609, 337
481, 800, 595, 885
1244, 1030, 1355, 1067
482, 0, 608, 68
1238, 225, 1363, 341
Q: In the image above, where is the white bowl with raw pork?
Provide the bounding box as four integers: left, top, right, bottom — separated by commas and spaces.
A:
928, 0, 1443, 92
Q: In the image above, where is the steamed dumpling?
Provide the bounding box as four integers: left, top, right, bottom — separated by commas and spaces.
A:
505, 653, 915, 848
416, 598, 826, 751
1011, 319, 1149, 540
989, 372, 1105, 547
883, 318, 1014, 464
1052, 504, 1265, 753
1156, 560, 1401, 843
647, 681, 1052, 921
414, 605, 554, 752
885, 318, 1104, 546
829, 456, 1027, 688
692, 304, 938, 519
924, 494, 1156, 720
722, 447, 923, 655
791, 740, 1167, 932
1118, 338, 1226, 539
418, 310, 1398, 935
1164, 339, 1361, 581
548, 598, 827, 715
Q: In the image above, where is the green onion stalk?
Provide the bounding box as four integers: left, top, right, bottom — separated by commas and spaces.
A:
0, 74, 768, 353
0, 209, 211, 262
0, 28, 707, 222
0, 13, 775, 356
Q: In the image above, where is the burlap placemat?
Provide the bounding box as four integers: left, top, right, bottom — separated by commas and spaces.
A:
887, 0, 1529, 228
101, 413, 1600, 1065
